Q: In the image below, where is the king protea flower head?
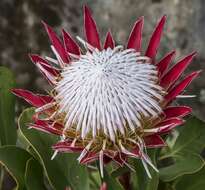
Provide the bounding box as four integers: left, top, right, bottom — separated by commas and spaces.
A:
12, 5, 200, 178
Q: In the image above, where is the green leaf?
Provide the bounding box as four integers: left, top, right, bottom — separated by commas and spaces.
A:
67, 156, 90, 190
0, 67, 16, 145
18, 108, 90, 190
89, 171, 101, 190
111, 166, 130, 178
25, 158, 46, 190
0, 145, 32, 190
159, 116, 205, 181
132, 149, 159, 190
104, 168, 124, 190
174, 167, 205, 190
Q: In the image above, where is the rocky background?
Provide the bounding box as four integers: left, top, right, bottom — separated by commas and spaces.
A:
0, 0, 205, 119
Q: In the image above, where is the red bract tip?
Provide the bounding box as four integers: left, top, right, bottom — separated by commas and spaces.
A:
156, 117, 184, 134
164, 106, 192, 118
160, 52, 197, 89
29, 54, 59, 76
165, 70, 201, 103
62, 29, 81, 55
29, 54, 59, 83
104, 30, 115, 49
11, 89, 53, 107
144, 135, 165, 148
145, 15, 166, 59
127, 16, 144, 51
42, 21, 70, 64
157, 50, 176, 76
84, 5, 101, 50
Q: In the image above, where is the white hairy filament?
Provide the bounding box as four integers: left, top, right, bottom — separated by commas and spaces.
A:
55, 46, 164, 141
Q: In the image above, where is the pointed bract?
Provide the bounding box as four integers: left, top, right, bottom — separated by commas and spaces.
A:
164, 106, 192, 118
155, 117, 184, 134
42, 21, 70, 63
53, 141, 84, 153
157, 50, 176, 76
144, 135, 165, 148
12, 89, 53, 107
80, 152, 99, 164
30, 122, 62, 135
165, 71, 200, 103
84, 5, 101, 49
160, 52, 197, 88
29, 54, 59, 76
145, 16, 166, 59
127, 17, 144, 51
104, 31, 115, 49
62, 29, 81, 55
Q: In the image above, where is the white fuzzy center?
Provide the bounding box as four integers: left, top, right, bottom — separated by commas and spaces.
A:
55, 46, 163, 141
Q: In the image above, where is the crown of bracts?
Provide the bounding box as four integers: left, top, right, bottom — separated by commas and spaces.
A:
12, 5, 200, 178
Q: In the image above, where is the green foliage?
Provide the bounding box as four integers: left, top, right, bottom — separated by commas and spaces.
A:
132, 149, 159, 190
159, 117, 205, 182
0, 67, 16, 145
0, 146, 32, 190
103, 169, 124, 190
18, 108, 90, 190
25, 158, 46, 190
174, 167, 205, 190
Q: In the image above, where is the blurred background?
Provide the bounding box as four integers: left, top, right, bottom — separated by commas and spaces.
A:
0, 0, 204, 119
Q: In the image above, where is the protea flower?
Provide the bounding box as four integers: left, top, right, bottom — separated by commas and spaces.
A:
12, 6, 200, 178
